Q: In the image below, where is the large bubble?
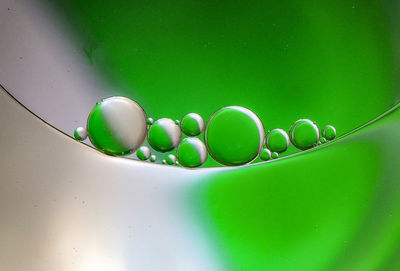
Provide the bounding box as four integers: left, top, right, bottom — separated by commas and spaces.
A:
204, 106, 264, 166
87, 96, 147, 156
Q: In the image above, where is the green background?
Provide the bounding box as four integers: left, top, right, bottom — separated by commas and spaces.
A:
46, 0, 400, 270
51, 0, 399, 166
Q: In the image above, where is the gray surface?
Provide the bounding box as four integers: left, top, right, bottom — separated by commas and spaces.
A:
0, 87, 220, 270
0, 0, 111, 136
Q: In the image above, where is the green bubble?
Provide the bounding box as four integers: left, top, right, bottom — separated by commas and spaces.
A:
181, 113, 205, 136
148, 118, 182, 152
205, 106, 265, 166
289, 119, 319, 150
136, 146, 151, 160
265, 128, 289, 153
322, 125, 336, 141
74, 127, 87, 141
271, 152, 279, 159
166, 154, 177, 165
175, 120, 180, 126
177, 137, 207, 168
259, 148, 271, 161
149, 154, 156, 163
87, 96, 147, 156
147, 117, 154, 125
162, 159, 167, 164
320, 137, 327, 144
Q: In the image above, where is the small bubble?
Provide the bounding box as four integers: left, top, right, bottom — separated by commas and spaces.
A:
289, 119, 319, 150
162, 159, 167, 164
322, 125, 336, 141
259, 148, 271, 161
320, 137, 327, 144
136, 146, 151, 161
177, 137, 207, 168
181, 113, 205, 136
175, 120, 180, 126
166, 154, 177, 165
271, 152, 279, 159
147, 117, 154, 125
205, 106, 264, 166
148, 118, 181, 152
149, 154, 157, 163
265, 128, 289, 153
74, 127, 88, 141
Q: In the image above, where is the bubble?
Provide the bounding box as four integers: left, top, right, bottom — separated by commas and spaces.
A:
259, 148, 271, 161
148, 118, 182, 152
87, 96, 147, 156
289, 119, 319, 150
162, 159, 167, 164
320, 137, 327, 144
166, 154, 177, 165
181, 113, 205, 136
265, 128, 289, 153
147, 117, 154, 125
136, 146, 151, 161
205, 106, 265, 166
271, 152, 279, 159
149, 154, 157, 163
175, 120, 180, 126
74, 127, 88, 141
177, 137, 207, 168
322, 125, 336, 141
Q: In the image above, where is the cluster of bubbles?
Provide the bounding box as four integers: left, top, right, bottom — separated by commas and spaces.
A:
74, 96, 336, 168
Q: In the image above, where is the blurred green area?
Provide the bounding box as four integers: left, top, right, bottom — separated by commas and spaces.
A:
191, 104, 400, 270
50, 0, 398, 166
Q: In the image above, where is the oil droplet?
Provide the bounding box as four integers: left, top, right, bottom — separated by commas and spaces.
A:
205, 106, 264, 166
181, 113, 205, 136
136, 146, 151, 161
322, 125, 336, 141
149, 154, 157, 163
271, 152, 279, 159
289, 119, 319, 150
166, 154, 177, 165
74, 127, 88, 141
265, 128, 289, 153
147, 117, 154, 125
259, 148, 271, 161
148, 118, 182, 152
177, 137, 207, 168
87, 96, 147, 156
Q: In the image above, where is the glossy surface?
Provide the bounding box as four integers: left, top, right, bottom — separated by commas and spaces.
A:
205, 106, 264, 166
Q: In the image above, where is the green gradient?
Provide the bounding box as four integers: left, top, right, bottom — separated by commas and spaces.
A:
190, 105, 400, 270
46, 1, 400, 269
50, 0, 398, 166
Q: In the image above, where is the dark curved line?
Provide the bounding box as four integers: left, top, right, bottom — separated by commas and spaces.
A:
2, 82, 400, 170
